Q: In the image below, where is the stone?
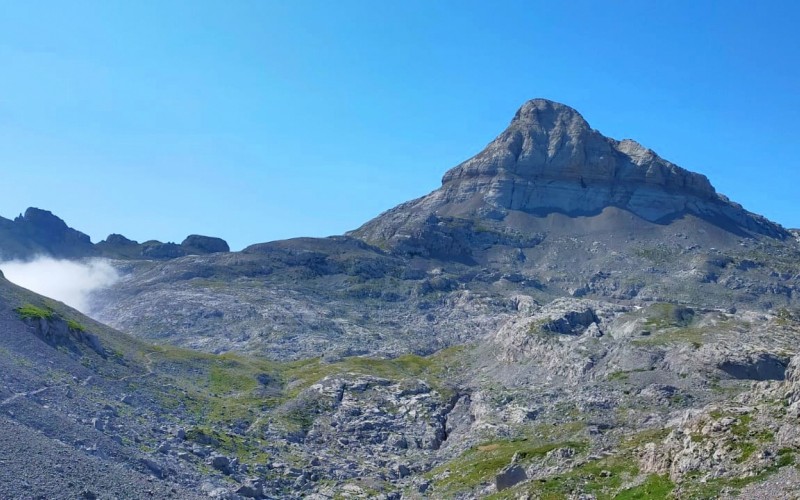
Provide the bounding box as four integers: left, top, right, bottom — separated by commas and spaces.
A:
141, 242, 187, 259
236, 478, 265, 498
91, 418, 104, 431
393, 463, 410, 478
103, 233, 138, 246
210, 455, 232, 475
495, 464, 527, 491
140, 458, 166, 479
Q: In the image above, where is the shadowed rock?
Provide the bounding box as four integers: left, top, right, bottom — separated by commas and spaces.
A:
719, 352, 788, 381
495, 463, 527, 491
181, 235, 230, 254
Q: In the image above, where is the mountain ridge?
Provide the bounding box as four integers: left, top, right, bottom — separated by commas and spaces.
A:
0, 207, 230, 261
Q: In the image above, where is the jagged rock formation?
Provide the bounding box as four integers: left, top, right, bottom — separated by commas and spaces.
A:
0, 207, 231, 260
0, 208, 96, 259
97, 234, 232, 260
631, 351, 800, 498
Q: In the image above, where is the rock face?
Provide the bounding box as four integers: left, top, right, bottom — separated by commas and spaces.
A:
0, 208, 230, 261
0, 208, 97, 259
181, 235, 230, 254
86, 99, 800, 365
98, 234, 231, 260
634, 352, 800, 498
353, 99, 786, 247
495, 464, 527, 491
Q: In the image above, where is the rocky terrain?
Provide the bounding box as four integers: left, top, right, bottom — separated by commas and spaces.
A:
2, 99, 800, 499
90, 100, 800, 359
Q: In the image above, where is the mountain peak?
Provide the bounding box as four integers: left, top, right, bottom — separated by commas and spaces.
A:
443, 98, 716, 201
510, 98, 590, 132
356, 99, 787, 243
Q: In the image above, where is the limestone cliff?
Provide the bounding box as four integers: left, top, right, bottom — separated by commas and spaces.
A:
353, 99, 786, 247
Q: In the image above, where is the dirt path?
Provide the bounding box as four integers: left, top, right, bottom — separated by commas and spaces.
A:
116, 351, 157, 382
0, 382, 81, 407
1, 351, 158, 407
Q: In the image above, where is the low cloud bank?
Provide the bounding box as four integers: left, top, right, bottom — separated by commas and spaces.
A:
0, 257, 120, 314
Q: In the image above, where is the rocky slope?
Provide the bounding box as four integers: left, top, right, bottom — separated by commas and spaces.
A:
7, 264, 800, 498
4, 99, 800, 498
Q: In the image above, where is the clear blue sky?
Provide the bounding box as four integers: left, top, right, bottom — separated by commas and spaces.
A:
1, 1, 798, 250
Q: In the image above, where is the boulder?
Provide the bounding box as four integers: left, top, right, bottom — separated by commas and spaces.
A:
211, 455, 232, 475
495, 464, 527, 491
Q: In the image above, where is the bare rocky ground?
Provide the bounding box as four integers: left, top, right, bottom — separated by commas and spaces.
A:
3, 100, 800, 498
6, 260, 800, 499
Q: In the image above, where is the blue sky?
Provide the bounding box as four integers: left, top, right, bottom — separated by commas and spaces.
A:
1, 1, 798, 250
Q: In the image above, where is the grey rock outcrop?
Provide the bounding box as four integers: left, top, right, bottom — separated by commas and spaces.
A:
495, 464, 527, 491
103, 233, 138, 246
181, 235, 230, 254
0, 208, 97, 259
141, 242, 187, 259
23, 315, 105, 357
352, 99, 787, 248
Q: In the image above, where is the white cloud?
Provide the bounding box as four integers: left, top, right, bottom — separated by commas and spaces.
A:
0, 257, 119, 314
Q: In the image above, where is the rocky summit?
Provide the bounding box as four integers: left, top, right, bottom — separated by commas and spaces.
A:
3, 99, 800, 499
354, 99, 785, 250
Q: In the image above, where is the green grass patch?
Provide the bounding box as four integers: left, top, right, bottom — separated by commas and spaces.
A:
185, 426, 270, 464
735, 442, 757, 463
429, 438, 588, 496
520, 454, 640, 499
633, 245, 678, 265
66, 319, 86, 331
16, 304, 54, 321
643, 303, 695, 329
632, 326, 706, 347
607, 368, 653, 382
616, 474, 674, 499
608, 370, 630, 381
621, 428, 672, 449
731, 414, 752, 437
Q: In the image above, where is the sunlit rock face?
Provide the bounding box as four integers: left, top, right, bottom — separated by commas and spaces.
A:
354, 99, 786, 244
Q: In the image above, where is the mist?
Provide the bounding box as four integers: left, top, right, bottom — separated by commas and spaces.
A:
0, 257, 120, 314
